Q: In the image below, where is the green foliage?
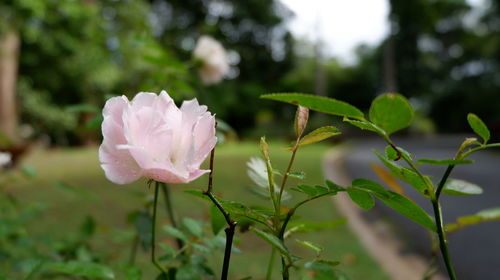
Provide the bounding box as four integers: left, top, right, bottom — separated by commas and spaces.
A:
298, 126, 341, 147
374, 150, 429, 196
446, 208, 500, 232
368, 93, 414, 135
261, 93, 364, 120
302, 260, 348, 280
251, 228, 291, 262
43, 261, 115, 279
416, 158, 473, 165
346, 188, 375, 210
442, 179, 483, 196
467, 113, 490, 144
351, 179, 436, 231
210, 205, 225, 235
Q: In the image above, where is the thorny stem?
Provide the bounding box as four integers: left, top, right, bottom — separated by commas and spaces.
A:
203, 146, 237, 280
152, 182, 167, 274
160, 182, 184, 249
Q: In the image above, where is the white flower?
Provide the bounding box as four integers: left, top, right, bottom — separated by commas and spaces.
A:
0, 152, 12, 170
246, 157, 290, 200
193, 35, 230, 85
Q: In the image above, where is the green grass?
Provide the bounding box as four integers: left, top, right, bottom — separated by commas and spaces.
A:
6, 141, 388, 280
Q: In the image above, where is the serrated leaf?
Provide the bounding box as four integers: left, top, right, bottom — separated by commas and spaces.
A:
374, 150, 428, 196
296, 239, 323, 254
347, 188, 375, 210
417, 158, 473, 165
183, 218, 203, 238
352, 179, 436, 231
251, 228, 291, 261
467, 113, 490, 143
261, 93, 364, 119
343, 117, 386, 136
163, 225, 188, 242
369, 93, 414, 135
298, 126, 341, 147
443, 179, 483, 196
210, 205, 226, 235
43, 261, 114, 279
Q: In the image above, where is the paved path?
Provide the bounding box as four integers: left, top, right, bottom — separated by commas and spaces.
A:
341, 136, 500, 279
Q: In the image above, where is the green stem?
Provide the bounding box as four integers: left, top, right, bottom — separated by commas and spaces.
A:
461, 143, 500, 158
431, 164, 457, 280
431, 199, 457, 280
160, 182, 184, 249
203, 146, 236, 280
266, 248, 277, 280
277, 143, 299, 211
152, 182, 167, 274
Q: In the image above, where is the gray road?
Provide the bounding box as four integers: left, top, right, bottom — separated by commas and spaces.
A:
343, 135, 500, 280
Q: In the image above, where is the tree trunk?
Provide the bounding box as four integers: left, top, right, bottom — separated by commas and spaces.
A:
0, 29, 20, 142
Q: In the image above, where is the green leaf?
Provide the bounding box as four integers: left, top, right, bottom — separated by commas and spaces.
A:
374, 150, 429, 196
446, 207, 500, 232
251, 228, 291, 261
21, 165, 37, 177
176, 264, 202, 280
286, 219, 346, 235
385, 145, 399, 160
135, 211, 152, 251
124, 266, 142, 280
369, 93, 414, 135
44, 261, 114, 279
467, 113, 490, 143
288, 171, 306, 180
261, 93, 364, 119
183, 218, 203, 238
163, 225, 188, 242
443, 179, 483, 196
298, 126, 341, 147
325, 180, 344, 192
343, 117, 386, 136
352, 179, 436, 231
302, 260, 347, 280
210, 205, 226, 235
347, 188, 375, 210
295, 239, 323, 254
417, 158, 473, 165
294, 185, 318, 196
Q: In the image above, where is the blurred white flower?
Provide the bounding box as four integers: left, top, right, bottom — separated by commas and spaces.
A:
193, 35, 230, 85
0, 152, 12, 170
246, 157, 291, 200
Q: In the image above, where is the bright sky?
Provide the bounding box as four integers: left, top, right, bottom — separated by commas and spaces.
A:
281, 0, 389, 64
281, 0, 487, 64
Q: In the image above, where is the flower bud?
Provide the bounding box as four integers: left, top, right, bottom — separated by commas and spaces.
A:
294, 106, 309, 138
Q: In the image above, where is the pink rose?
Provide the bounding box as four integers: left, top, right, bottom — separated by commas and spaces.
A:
99, 91, 217, 184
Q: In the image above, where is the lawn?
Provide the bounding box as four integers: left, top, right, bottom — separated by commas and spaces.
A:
4, 141, 387, 279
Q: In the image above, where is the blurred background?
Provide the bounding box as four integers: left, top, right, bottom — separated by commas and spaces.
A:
1, 0, 500, 279
2, 0, 500, 149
